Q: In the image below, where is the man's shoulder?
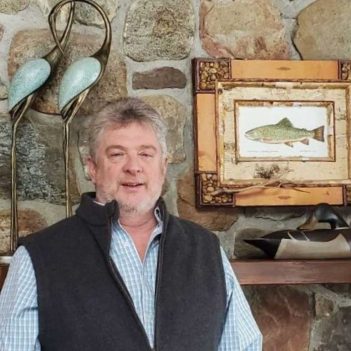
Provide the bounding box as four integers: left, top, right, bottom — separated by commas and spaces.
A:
169, 214, 218, 240
20, 215, 81, 246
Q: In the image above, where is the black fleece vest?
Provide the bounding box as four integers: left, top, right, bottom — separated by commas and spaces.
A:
21, 193, 227, 351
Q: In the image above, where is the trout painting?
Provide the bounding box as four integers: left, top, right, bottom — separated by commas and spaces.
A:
234, 100, 333, 161
244, 117, 325, 147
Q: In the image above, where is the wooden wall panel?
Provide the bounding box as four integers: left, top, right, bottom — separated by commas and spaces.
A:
231, 59, 339, 80
195, 94, 217, 172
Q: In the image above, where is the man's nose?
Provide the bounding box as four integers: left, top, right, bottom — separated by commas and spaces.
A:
122, 155, 142, 174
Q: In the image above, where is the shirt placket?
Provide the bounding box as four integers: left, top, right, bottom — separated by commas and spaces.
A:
141, 240, 159, 344
110, 221, 161, 349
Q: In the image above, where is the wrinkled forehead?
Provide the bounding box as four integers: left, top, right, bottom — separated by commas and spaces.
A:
105, 120, 157, 137
96, 120, 161, 150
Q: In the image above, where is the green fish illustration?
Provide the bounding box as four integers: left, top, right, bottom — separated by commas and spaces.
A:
244, 117, 325, 147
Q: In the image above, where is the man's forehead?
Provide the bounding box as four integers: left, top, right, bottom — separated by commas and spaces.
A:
106, 144, 158, 151
101, 123, 161, 149
107, 120, 151, 131
103, 121, 155, 137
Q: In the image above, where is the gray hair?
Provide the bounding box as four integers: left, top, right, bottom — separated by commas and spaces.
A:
88, 97, 168, 160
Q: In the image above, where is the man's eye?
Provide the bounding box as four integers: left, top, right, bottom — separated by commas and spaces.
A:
140, 153, 153, 158
110, 152, 124, 158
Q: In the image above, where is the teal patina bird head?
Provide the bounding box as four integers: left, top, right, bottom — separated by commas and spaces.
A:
50, 0, 112, 121
8, 1, 75, 120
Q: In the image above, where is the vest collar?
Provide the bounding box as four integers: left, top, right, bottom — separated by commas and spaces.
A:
76, 192, 119, 226
76, 192, 169, 227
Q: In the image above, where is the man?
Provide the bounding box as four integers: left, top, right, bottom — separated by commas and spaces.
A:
0, 97, 262, 350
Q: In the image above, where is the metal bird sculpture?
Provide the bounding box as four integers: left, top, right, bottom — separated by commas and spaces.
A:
50, 0, 111, 217
245, 203, 351, 259
7, 1, 75, 256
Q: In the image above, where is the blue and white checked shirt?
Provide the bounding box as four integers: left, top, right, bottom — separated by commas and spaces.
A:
0, 214, 262, 350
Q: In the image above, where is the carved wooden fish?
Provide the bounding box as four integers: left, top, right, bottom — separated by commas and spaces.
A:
245, 117, 325, 147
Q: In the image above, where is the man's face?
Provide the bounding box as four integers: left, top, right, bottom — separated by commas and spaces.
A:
87, 121, 167, 215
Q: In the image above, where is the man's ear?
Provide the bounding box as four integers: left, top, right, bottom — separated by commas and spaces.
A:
86, 156, 97, 184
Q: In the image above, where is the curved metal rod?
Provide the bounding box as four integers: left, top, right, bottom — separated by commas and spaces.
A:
63, 90, 90, 217
46, 2, 75, 66
51, 0, 111, 70
50, 0, 111, 217
10, 96, 35, 252
9, 1, 75, 254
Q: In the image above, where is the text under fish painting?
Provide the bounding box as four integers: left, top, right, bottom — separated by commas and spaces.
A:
244, 117, 325, 148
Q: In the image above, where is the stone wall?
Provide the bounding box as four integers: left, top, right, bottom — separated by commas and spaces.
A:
0, 0, 351, 349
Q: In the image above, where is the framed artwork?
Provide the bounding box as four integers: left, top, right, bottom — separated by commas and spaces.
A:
193, 58, 351, 207
216, 80, 351, 188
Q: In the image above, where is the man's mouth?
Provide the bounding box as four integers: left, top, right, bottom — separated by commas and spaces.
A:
121, 182, 144, 188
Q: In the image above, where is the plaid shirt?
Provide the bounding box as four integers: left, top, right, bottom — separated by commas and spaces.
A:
0, 215, 262, 350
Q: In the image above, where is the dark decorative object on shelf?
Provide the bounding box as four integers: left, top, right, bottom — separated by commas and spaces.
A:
245, 204, 351, 259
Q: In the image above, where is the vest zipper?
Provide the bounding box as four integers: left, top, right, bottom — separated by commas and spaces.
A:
107, 219, 153, 351
153, 216, 167, 351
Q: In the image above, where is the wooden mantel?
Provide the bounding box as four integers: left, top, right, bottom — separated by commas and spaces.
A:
1, 260, 351, 289
231, 259, 351, 285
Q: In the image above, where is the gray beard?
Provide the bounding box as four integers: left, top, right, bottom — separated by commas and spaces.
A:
118, 191, 161, 217
119, 203, 139, 214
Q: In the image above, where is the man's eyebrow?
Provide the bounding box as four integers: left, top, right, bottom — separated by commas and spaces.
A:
138, 145, 157, 151
105, 145, 126, 153
105, 145, 157, 151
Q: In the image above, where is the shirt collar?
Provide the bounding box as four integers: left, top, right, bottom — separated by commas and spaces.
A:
91, 197, 164, 240
151, 206, 163, 240
94, 199, 161, 220
113, 206, 163, 239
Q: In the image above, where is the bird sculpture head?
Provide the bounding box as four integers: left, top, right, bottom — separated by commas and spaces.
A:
8, 1, 75, 121
49, 0, 112, 121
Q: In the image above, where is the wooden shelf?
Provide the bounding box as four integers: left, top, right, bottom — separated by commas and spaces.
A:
1, 260, 351, 289
231, 259, 351, 285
